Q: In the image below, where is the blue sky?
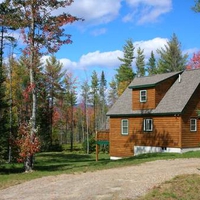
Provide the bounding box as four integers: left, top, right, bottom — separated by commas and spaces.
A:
53, 0, 200, 85
2, 0, 200, 88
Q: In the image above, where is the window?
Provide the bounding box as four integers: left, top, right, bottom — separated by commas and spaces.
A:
190, 118, 197, 132
143, 119, 153, 132
140, 90, 147, 102
121, 119, 129, 135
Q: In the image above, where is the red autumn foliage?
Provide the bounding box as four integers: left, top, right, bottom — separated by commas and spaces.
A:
22, 83, 35, 101
15, 123, 40, 163
53, 108, 61, 125
186, 51, 200, 70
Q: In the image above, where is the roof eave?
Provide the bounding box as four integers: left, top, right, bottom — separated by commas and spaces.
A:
107, 111, 182, 117
128, 83, 155, 89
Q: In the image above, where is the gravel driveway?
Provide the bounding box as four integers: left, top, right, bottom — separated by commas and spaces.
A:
0, 158, 200, 200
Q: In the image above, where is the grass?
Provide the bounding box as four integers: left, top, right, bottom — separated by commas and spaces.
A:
138, 174, 200, 200
0, 150, 200, 191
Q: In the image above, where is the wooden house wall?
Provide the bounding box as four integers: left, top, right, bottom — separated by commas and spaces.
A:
109, 116, 181, 157
132, 88, 156, 110
96, 130, 109, 141
181, 84, 200, 147
132, 75, 178, 111
134, 116, 181, 148
109, 117, 135, 157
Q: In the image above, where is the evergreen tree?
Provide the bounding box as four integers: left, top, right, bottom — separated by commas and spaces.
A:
147, 51, 157, 75
64, 73, 77, 151
99, 71, 107, 130
0, 62, 8, 162
44, 55, 65, 146
116, 39, 135, 96
192, 0, 200, 12
157, 33, 188, 73
108, 78, 118, 107
0, 2, 15, 162
90, 70, 99, 132
136, 47, 145, 77
81, 80, 90, 139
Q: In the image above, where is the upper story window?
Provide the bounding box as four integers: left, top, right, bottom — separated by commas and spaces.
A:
140, 90, 147, 102
143, 119, 153, 132
190, 118, 197, 132
121, 119, 129, 135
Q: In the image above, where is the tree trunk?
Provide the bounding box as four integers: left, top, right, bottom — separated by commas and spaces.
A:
70, 97, 74, 151
24, 155, 33, 172
25, 2, 36, 172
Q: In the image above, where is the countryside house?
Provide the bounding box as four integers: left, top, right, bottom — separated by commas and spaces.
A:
106, 69, 200, 159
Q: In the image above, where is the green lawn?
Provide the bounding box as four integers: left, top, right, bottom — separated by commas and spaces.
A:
138, 174, 200, 200
0, 150, 200, 190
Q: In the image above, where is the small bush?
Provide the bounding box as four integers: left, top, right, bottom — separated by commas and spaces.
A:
82, 136, 96, 153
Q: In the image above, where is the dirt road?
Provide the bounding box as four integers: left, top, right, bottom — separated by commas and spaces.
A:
0, 158, 200, 200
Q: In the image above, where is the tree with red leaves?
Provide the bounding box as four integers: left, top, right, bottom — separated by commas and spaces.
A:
1, 0, 82, 171
15, 122, 40, 171
186, 51, 200, 70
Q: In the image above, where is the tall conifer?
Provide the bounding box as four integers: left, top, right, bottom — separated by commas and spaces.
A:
116, 39, 135, 96
157, 33, 188, 73
147, 51, 157, 75
136, 47, 145, 77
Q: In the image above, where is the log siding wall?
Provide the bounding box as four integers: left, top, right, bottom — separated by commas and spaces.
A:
109, 116, 181, 157
181, 84, 200, 147
132, 76, 178, 110
132, 88, 155, 110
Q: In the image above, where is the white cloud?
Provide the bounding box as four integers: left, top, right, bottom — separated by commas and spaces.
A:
134, 37, 168, 58
79, 50, 123, 68
59, 38, 168, 80
58, 0, 121, 27
123, 0, 172, 24
58, 50, 123, 81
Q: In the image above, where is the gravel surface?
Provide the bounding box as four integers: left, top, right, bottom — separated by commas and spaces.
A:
0, 158, 200, 200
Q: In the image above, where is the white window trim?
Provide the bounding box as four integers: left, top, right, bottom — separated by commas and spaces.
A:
190, 118, 197, 132
140, 90, 147, 102
143, 119, 153, 132
121, 119, 129, 135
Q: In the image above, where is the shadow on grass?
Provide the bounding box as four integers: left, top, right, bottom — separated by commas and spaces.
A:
0, 153, 99, 175
1, 151, 199, 175
0, 164, 24, 175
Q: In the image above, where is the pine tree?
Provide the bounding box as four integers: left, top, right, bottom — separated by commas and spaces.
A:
108, 78, 118, 107
192, 0, 200, 12
90, 70, 99, 132
116, 39, 135, 96
81, 80, 90, 140
0, 61, 8, 162
157, 33, 188, 73
99, 71, 107, 130
147, 51, 157, 75
0, 2, 14, 162
44, 55, 65, 146
64, 73, 77, 151
136, 47, 145, 77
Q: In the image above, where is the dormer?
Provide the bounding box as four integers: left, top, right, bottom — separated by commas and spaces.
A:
129, 72, 181, 111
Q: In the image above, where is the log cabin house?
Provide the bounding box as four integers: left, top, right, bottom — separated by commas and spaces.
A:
106, 69, 200, 160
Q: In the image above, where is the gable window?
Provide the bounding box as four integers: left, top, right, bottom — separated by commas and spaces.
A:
190, 118, 197, 132
121, 119, 129, 135
143, 119, 153, 132
140, 90, 147, 102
